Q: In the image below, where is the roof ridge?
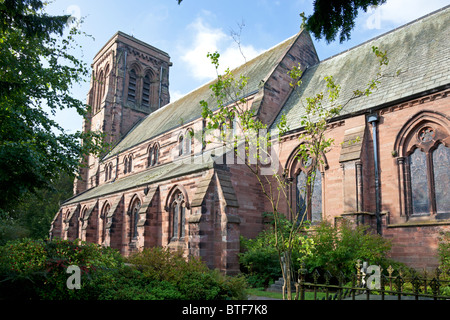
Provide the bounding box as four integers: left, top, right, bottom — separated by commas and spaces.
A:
319, 4, 450, 64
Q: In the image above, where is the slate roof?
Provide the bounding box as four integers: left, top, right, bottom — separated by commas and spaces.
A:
63, 150, 217, 205
104, 32, 301, 159
270, 6, 450, 133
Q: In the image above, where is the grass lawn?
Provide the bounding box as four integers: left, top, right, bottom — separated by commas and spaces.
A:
246, 288, 327, 300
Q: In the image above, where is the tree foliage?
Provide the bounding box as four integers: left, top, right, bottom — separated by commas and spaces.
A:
0, 0, 106, 212
303, 0, 387, 43
0, 171, 74, 244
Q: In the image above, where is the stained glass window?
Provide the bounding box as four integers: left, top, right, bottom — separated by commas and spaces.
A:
409, 148, 429, 215
419, 127, 435, 142
296, 168, 322, 223
433, 143, 450, 214
180, 206, 186, 238
130, 199, 141, 239
311, 169, 322, 222
101, 203, 110, 243
172, 203, 178, 239
171, 192, 186, 240
297, 171, 307, 222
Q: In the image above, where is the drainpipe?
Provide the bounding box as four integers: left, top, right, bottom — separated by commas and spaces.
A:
368, 114, 382, 235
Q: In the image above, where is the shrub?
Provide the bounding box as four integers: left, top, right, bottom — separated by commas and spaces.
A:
303, 220, 392, 277
438, 231, 450, 277
0, 238, 124, 300
0, 240, 247, 300
126, 247, 247, 300
240, 219, 394, 286
239, 232, 281, 287
127, 247, 207, 282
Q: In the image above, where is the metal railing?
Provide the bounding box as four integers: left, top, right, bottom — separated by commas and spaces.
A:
296, 260, 450, 300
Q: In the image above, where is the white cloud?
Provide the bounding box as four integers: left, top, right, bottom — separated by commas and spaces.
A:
180, 17, 263, 81
170, 90, 185, 103
365, 0, 449, 29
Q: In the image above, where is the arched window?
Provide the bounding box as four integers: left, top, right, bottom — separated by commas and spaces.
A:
433, 143, 450, 214
105, 163, 109, 182
103, 65, 109, 95
129, 197, 141, 240
142, 73, 151, 107
128, 155, 133, 173
127, 69, 137, 103
100, 202, 110, 244
124, 155, 133, 174
179, 135, 184, 156
151, 144, 159, 166
96, 70, 104, 111
124, 156, 129, 174
170, 191, 186, 240
408, 148, 429, 215
406, 140, 450, 216
104, 162, 113, 181
73, 207, 84, 239
147, 146, 153, 168
185, 129, 193, 155
395, 113, 450, 218
296, 158, 323, 223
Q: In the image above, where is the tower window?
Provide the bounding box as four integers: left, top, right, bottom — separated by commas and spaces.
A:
128, 69, 137, 102
142, 74, 151, 107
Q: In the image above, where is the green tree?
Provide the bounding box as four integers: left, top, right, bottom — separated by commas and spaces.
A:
302, 0, 386, 43
11, 172, 73, 241
0, 0, 105, 213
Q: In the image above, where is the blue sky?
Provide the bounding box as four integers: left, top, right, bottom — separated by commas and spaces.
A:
44, 0, 450, 133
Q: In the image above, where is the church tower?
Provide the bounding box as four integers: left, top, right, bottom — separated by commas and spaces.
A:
74, 31, 172, 194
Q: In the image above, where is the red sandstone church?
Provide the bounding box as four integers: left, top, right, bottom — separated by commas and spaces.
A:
50, 6, 450, 274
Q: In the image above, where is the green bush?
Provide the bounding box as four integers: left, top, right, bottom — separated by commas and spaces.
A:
126, 247, 247, 300
239, 219, 394, 285
0, 239, 247, 300
239, 231, 281, 287
304, 220, 392, 277
438, 231, 450, 277
127, 246, 208, 282
0, 238, 124, 299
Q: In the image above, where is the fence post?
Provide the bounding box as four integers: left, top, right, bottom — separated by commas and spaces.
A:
395, 274, 404, 300
313, 269, 320, 300
430, 278, 440, 301
298, 265, 307, 300
356, 260, 362, 287
337, 271, 345, 300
